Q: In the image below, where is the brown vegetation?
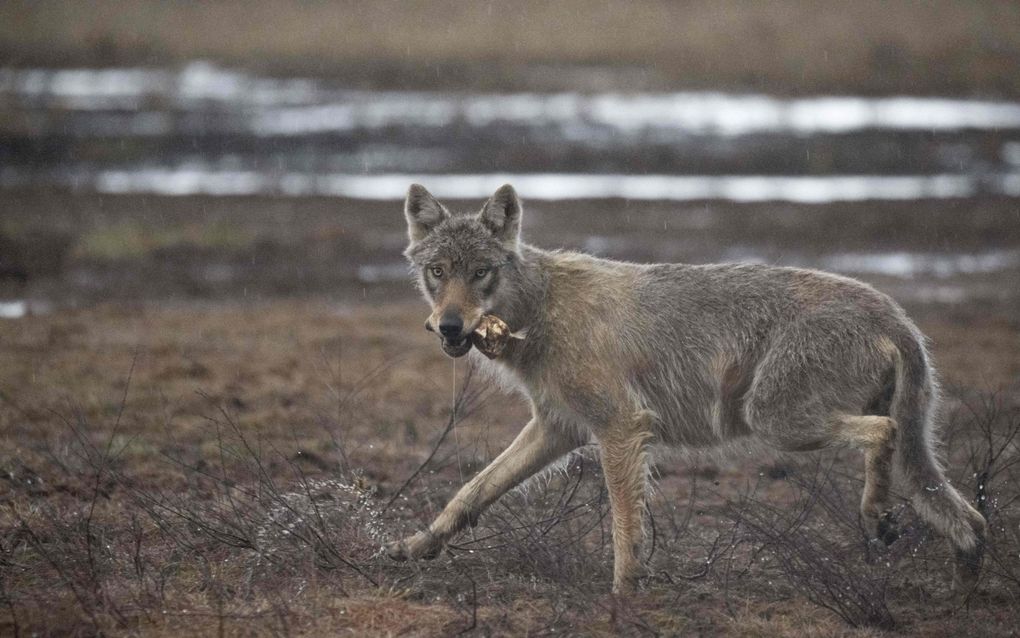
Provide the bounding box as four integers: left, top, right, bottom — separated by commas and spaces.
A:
2, 299, 1019, 636
2, 1, 1020, 96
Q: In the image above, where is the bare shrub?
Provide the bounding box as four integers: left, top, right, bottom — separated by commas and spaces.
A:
4, 357, 1020, 635
719, 459, 897, 629
949, 387, 1020, 595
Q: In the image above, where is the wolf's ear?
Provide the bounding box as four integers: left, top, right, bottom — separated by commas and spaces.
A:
404, 184, 449, 244
478, 184, 522, 249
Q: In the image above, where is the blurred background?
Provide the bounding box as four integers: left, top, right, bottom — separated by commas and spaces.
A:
1, 0, 1019, 319
3, 4, 1020, 634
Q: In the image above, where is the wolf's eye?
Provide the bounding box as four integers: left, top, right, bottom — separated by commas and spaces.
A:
474, 268, 489, 279
429, 265, 444, 278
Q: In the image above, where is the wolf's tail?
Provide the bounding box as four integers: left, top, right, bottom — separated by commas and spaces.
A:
891, 330, 986, 581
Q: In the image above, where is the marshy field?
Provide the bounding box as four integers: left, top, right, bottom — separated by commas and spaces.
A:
3, 2, 1020, 636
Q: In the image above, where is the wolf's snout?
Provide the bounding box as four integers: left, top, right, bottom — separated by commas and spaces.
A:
438, 314, 464, 340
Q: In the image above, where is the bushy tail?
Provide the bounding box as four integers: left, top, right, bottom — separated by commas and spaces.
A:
891, 332, 986, 582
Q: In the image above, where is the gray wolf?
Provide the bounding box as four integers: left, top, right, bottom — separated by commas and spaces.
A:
384, 183, 986, 593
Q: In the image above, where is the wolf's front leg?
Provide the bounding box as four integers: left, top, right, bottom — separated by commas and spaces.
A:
597, 410, 655, 593
385, 416, 581, 561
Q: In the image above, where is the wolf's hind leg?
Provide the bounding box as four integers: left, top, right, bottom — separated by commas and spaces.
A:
385, 416, 580, 561
597, 410, 655, 594
835, 415, 899, 543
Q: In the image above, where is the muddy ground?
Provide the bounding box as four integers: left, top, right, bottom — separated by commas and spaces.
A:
4, 188, 1020, 312
3, 1, 1020, 631
2, 189, 1020, 635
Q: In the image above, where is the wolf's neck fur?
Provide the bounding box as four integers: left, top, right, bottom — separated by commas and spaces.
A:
498, 243, 549, 334
492, 242, 649, 375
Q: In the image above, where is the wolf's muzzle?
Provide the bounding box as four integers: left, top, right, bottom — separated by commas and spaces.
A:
438, 314, 464, 340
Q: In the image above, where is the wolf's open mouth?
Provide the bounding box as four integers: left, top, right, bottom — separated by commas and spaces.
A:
440, 337, 473, 358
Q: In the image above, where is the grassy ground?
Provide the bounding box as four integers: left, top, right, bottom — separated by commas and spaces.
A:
2, 189, 1020, 634
2, 1, 1020, 96
4, 3, 1019, 629
1, 300, 1019, 636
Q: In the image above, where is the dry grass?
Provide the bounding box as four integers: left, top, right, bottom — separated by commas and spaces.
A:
2, 1, 1020, 95
2, 301, 1020, 635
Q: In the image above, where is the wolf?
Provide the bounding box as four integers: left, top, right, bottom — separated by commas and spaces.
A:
384, 183, 986, 593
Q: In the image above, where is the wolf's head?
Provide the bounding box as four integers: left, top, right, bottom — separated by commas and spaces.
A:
403, 183, 522, 358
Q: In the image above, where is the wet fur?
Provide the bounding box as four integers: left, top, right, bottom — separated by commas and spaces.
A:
386, 184, 987, 593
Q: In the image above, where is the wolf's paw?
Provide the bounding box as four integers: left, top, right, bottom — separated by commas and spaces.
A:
864, 509, 901, 546
383, 532, 442, 562
611, 564, 649, 595
383, 539, 411, 561
875, 510, 901, 546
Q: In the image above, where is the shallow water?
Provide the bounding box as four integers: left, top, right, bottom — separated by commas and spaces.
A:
2, 62, 1019, 312
79, 169, 1016, 202
0, 300, 26, 319
6, 63, 1020, 134
3, 62, 1020, 202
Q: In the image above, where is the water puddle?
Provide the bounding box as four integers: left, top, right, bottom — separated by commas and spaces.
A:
821, 250, 1020, 279
0, 300, 49, 319
3, 62, 1016, 312
357, 263, 411, 284
5, 63, 1020, 136
80, 169, 1019, 202
4, 61, 1020, 201
0, 300, 26, 319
